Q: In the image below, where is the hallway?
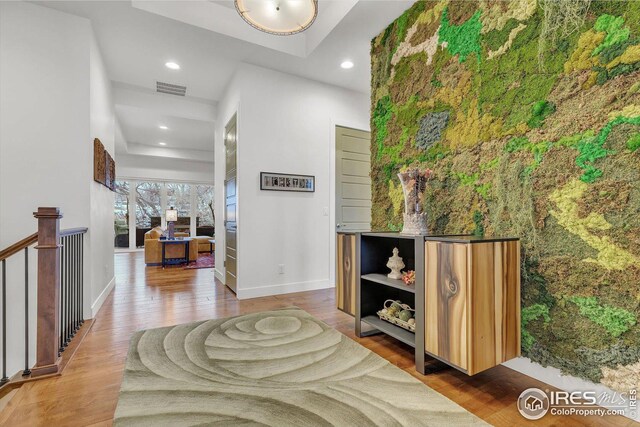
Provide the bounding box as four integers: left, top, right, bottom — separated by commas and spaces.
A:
0, 253, 633, 426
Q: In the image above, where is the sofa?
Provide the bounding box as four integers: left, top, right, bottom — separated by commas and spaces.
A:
144, 227, 198, 266
193, 236, 215, 253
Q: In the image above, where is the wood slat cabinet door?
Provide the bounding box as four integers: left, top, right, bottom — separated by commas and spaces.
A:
424, 241, 468, 371
467, 241, 521, 375
336, 233, 356, 316
425, 240, 521, 375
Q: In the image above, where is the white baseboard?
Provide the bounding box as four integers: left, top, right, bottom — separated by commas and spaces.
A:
90, 276, 115, 318
237, 279, 332, 300
214, 268, 225, 283
503, 357, 639, 422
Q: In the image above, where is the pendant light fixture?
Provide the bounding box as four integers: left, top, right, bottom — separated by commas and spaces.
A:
235, 0, 318, 36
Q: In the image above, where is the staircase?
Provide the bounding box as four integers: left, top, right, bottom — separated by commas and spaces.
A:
0, 207, 90, 398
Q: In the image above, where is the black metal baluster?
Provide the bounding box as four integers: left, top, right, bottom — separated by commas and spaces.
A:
1, 259, 7, 384
73, 234, 77, 333
65, 235, 70, 347
59, 238, 63, 355
69, 234, 78, 338
23, 248, 31, 376
80, 235, 84, 324
76, 234, 79, 331
62, 236, 71, 348
72, 234, 77, 335
61, 236, 67, 352
77, 234, 82, 328
69, 235, 74, 338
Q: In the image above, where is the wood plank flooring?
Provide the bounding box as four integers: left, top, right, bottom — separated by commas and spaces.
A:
0, 252, 635, 426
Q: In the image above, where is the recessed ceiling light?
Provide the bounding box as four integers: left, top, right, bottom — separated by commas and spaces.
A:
340, 60, 354, 69
159, 125, 168, 130
165, 62, 180, 70
158, 142, 167, 146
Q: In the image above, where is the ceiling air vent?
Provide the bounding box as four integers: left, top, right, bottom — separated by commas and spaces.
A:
156, 81, 187, 96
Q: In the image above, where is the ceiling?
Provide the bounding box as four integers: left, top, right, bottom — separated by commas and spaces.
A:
37, 0, 412, 164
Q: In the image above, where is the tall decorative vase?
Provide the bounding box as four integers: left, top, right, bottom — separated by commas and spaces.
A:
398, 168, 432, 235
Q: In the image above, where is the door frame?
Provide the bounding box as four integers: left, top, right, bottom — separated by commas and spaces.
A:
223, 113, 238, 292
329, 120, 370, 287
215, 108, 240, 285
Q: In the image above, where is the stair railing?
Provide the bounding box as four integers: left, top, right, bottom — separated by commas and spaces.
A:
0, 207, 87, 389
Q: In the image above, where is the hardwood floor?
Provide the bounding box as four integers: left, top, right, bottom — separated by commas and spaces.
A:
0, 252, 635, 426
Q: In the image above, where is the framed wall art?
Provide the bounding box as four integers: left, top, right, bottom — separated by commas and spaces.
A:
93, 138, 116, 192
105, 152, 116, 191
93, 138, 106, 185
260, 172, 315, 193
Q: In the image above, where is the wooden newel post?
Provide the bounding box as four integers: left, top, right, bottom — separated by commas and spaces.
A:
31, 207, 63, 377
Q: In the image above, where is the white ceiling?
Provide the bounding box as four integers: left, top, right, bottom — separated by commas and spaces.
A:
132, 0, 361, 58
37, 0, 412, 163
115, 105, 215, 150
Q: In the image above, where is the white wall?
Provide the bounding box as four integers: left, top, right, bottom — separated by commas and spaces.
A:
117, 153, 214, 184
215, 64, 369, 299
0, 2, 116, 373
0, 2, 91, 242
89, 32, 116, 317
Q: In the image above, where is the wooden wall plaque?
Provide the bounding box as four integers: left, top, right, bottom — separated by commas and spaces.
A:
93, 138, 116, 192
93, 138, 106, 185
109, 154, 116, 191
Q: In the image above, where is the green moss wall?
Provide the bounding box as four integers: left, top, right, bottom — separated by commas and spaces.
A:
371, 0, 640, 390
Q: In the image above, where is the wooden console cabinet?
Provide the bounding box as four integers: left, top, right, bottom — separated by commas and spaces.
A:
336, 232, 357, 316
424, 237, 520, 375
354, 233, 520, 375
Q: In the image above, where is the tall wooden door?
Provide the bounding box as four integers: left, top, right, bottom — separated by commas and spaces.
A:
224, 115, 237, 293
336, 126, 371, 232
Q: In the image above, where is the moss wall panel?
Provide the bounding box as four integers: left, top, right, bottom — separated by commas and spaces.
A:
371, 0, 640, 390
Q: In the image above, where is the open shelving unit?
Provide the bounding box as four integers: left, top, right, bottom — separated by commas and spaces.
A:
355, 232, 425, 367
360, 273, 415, 293
360, 315, 415, 347
353, 232, 521, 376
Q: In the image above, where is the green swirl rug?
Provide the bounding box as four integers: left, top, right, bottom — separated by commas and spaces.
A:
114, 308, 486, 426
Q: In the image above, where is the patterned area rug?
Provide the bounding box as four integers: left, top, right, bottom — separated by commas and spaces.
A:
114, 308, 486, 426
184, 254, 214, 269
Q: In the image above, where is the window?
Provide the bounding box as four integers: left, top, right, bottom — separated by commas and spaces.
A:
115, 180, 213, 247
135, 181, 162, 229
196, 185, 214, 227
114, 181, 129, 248
167, 183, 191, 217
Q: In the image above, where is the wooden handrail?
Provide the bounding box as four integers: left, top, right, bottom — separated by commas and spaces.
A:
60, 228, 88, 237
0, 228, 88, 260
0, 232, 38, 261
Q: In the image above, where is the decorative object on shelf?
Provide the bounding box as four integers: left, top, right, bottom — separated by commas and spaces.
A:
93, 138, 116, 192
378, 299, 415, 332
260, 172, 315, 193
235, 0, 318, 36
401, 270, 415, 286
398, 168, 432, 235
386, 247, 404, 279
